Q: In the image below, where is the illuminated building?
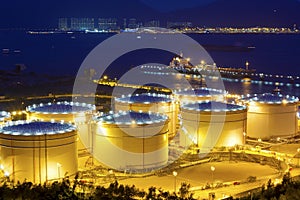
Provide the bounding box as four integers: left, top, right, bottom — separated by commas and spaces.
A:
144, 20, 160, 27
241, 93, 299, 139
94, 111, 169, 171
26, 102, 95, 153
0, 121, 77, 183
179, 101, 247, 150
98, 18, 118, 32
114, 93, 177, 139
0, 111, 11, 124
70, 18, 95, 31
58, 18, 68, 31
174, 88, 226, 103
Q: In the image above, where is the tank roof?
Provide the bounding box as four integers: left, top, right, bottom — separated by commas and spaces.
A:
241, 93, 299, 104
0, 121, 76, 136
174, 88, 226, 97
26, 102, 95, 114
115, 93, 172, 104
96, 111, 168, 125
181, 101, 246, 112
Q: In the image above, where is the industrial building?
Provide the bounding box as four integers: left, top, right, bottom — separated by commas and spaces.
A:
0, 121, 77, 183
93, 111, 169, 172
114, 93, 177, 139
174, 88, 226, 103
179, 101, 247, 151
240, 93, 299, 139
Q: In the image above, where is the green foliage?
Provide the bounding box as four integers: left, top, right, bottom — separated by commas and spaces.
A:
0, 179, 196, 200
236, 172, 300, 200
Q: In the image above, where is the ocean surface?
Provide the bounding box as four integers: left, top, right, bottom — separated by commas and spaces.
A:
1, 31, 300, 96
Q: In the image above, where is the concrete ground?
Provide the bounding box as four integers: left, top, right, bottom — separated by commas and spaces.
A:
117, 161, 278, 195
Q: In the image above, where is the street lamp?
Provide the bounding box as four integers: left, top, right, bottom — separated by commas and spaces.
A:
243, 132, 246, 145
211, 166, 215, 185
57, 163, 62, 179
173, 171, 178, 193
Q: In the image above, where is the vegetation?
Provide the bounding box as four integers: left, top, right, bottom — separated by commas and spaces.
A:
236, 172, 300, 200
0, 177, 195, 200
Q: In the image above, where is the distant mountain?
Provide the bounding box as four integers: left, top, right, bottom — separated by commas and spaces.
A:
0, 0, 300, 28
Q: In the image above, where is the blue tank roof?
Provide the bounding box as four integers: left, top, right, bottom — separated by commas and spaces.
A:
96, 111, 168, 125
115, 93, 172, 104
27, 102, 95, 114
181, 101, 246, 112
241, 93, 299, 104
0, 121, 76, 136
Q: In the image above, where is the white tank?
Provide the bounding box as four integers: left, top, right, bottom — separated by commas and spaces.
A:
114, 93, 177, 139
94, 111, 169, 172
180, 101, 247, 151
0, 121, 77, 184
241, 93, 299, 139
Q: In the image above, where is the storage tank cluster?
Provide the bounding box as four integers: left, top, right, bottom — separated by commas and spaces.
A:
239, 93, 299, 139
93, 110, 169, 172
179, 101, 247, 151
0, 121, 77, 184
114, 93, 177, 139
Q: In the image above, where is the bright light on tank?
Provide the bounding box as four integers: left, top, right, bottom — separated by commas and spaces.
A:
0, 164, 4, 170
4, 171, 9, 177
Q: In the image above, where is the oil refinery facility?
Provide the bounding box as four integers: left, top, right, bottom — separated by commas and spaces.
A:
0, 88, 299, 184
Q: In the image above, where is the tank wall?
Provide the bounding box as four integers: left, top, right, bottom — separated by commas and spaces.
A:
180, 110, 246, 149
247, 103, 298, 139
0, 131, 78, 183
94, 122, 168, 170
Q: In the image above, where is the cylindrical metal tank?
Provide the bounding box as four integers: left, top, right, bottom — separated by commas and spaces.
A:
240, 93, 299, 139
94, 111, 169, 172
180, 101, 247, 151
0, 121, 77, 184
114, 93, 177, 139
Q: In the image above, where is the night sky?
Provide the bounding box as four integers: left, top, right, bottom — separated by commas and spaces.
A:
1, 0, 300, 28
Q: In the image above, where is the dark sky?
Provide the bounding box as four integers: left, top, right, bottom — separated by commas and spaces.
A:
1, 0, 300, 28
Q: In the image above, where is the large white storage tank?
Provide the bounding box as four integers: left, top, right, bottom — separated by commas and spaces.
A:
174, 88, 226, 104
0, 121, 77, 183
241, 93, 299, 139
26, 102, 96, 152
94, 111, 169, 172
180, 101, 247, 151
114, 93, 177, 139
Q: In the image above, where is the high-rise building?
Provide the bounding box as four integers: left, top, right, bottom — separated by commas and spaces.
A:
58, 18, 68, 31
70, 18, 95, 31
98, 18, 118, 32
144, 20, 160, 28
123, 18, 127, 29
128, 18, 138, 29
